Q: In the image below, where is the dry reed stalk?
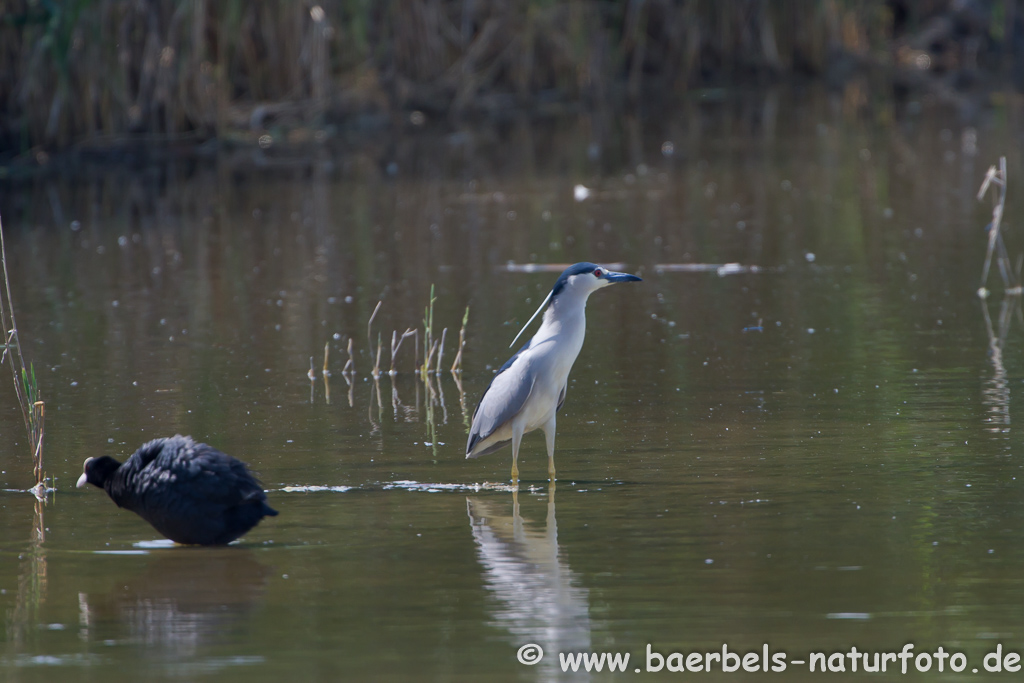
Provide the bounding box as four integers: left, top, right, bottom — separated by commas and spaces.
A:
977, 157, 1020, 296
367, 299, 384, 378
451, 370, 469, 429
420, 284, 435, 382
426, 339, 439, 375
322, 340, 332, 404
308, 356, 316, 404
342, 366, 355, 407
29, 401, 44, 497
435, 369, 449, 424
0, 213, 45, 491
436, 327, 447, 375
2, 2, 906, 152
389, 328, 416, 376
367, 300, 382, 354
343, 337, 355, 375
373, 333, 383, 379
450, 306, 469, 373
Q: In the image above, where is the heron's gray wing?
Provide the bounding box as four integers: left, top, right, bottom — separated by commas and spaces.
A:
466, 352, 535, 457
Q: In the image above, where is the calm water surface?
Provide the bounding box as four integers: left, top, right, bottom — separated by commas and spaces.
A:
2, 88, 1024, 681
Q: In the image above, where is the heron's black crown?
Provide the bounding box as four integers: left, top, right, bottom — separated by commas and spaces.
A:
549, 262, 601, 299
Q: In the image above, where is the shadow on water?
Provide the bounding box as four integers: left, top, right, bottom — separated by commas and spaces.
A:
468, 485, 591, 682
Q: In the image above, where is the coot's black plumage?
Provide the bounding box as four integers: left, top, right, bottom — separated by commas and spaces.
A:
77, 435, 277, 545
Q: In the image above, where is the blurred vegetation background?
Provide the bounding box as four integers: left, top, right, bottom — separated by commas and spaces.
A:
1, 0, 1022, 154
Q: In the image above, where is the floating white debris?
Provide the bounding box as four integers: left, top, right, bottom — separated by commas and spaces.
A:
717, 263, 747, 276
654, 263, 766, 276
280, 485, 354, 493
133, 539, 177, 549
827, 612, 872, 620
383, 480, 517, 493
573, 184, 592, 201
94, 550, 149, 555
498, 262, 628, 274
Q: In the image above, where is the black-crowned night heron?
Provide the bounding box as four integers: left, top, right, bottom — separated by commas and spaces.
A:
466, 262, 642, 481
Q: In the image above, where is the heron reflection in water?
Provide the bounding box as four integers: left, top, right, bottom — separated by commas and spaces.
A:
467, 485, 591, 681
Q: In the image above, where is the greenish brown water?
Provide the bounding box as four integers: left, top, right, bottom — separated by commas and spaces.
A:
3, 88, 1024, 681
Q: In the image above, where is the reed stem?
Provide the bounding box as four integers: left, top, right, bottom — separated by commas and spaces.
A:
0, 214, 46, 489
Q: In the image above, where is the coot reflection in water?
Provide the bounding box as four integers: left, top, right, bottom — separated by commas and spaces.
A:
81, 549, 272, 660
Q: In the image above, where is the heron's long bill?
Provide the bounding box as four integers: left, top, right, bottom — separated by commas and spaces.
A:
509, 290, 552, 348
603, 272, 642, 283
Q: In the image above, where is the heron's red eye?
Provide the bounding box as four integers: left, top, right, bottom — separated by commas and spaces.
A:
593, 267, 604, 277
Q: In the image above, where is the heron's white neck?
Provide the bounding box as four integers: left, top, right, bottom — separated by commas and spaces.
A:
530, 288, 591, 349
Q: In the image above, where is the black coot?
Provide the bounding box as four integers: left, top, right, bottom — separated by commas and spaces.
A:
77, 435, 277, 545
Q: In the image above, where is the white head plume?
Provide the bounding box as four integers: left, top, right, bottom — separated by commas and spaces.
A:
508, 290, 552, 349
